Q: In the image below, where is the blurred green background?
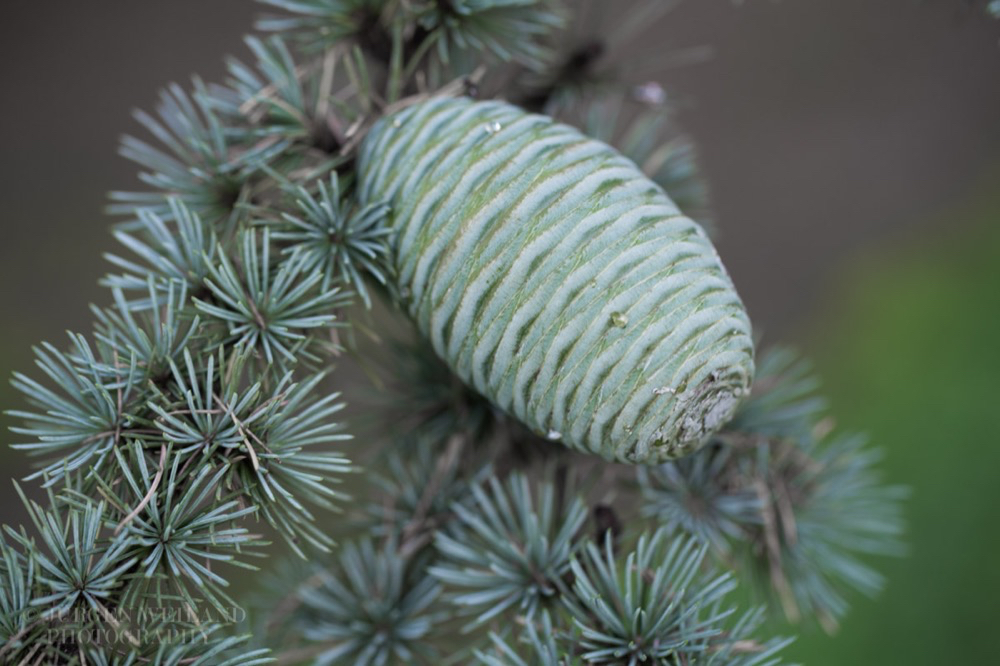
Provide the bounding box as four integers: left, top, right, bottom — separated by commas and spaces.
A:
786, 180, 1000, 663
1, 1, 999, 663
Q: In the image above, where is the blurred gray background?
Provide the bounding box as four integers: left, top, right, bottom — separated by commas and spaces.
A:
2, 1, 999, 663
0, 0, 1000, 344
2, 0, 998, 339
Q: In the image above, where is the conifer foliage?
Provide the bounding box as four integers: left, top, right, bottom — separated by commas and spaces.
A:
1, 1, 904, 663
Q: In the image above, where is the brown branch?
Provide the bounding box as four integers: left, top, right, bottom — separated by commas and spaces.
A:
399, 433, 465, 557
755, 480, 800, 622
114, 444, 168, 535
214, 393, 262, 471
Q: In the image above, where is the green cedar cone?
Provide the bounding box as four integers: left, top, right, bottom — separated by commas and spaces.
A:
357, 97, 753, 463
